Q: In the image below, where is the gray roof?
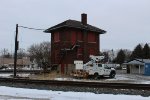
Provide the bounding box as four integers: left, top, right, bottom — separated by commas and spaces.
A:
123, 59, 150, 65
136, 59, 150, 63
44, 19, 106, 34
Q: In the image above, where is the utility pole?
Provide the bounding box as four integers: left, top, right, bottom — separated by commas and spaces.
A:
14, 24, 19, 78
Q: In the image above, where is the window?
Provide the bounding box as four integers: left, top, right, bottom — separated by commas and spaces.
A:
77, 32, 83, 41
88, 32, 96, 42
104, 65, 111, 69
77, 48, 83, 55
77, 48, 83, 59
62, 32, 70, 41
77, 55, 83, 59
89, 48, 95, 55
54, 32, 60, 42
98, 64, 102, 67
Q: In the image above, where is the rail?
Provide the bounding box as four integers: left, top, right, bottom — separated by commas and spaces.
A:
0, 77, 150, 90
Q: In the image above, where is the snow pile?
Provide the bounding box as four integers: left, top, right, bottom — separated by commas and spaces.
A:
0, 86, 150, 100
0, 73, 12, 77
0, 73, 30, 78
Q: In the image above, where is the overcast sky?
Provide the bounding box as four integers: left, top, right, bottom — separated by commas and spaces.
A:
0, 0, 150, 52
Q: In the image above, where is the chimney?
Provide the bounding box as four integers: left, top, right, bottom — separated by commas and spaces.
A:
81, 13, 87, 25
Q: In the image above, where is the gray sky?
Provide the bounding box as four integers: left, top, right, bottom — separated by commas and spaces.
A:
0, 0, 150, 52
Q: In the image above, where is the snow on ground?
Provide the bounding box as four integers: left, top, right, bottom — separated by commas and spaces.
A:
0, 73, 30, 77
107, 74, 150, 84
54, 74, 150, 84
0, 86, 150, 100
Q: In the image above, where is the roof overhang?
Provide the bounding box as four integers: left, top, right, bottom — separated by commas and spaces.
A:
123, 60, 144, 65
44, 25, 106, 34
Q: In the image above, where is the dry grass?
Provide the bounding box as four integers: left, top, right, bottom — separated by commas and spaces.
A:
29, 71, 69, 80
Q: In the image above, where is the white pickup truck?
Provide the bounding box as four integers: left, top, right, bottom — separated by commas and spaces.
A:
72, 55, 116, 79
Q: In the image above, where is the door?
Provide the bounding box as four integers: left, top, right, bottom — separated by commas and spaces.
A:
104, 64, 111, 75
127, 65, 130, 73
97, 64, 103, 75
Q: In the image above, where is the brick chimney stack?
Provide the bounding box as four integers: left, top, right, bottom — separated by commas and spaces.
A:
81, 13, 87, 25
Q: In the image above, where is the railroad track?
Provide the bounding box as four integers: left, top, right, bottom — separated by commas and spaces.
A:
0, 77, 150, 90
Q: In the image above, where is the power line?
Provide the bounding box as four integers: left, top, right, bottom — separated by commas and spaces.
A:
18, 25, 45, 31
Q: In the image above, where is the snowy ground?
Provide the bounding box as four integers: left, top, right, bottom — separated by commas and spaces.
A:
0, 86, 149, 100
54, 74, 150, 84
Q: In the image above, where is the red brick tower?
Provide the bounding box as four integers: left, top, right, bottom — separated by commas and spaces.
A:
44, 14, 106, 74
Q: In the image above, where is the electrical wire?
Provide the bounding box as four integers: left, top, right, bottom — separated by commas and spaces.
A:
18, 25, 45, 31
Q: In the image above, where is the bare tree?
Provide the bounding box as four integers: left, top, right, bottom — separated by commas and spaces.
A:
28, 41, 51, 71
17, 48, 27, 59
0, 48, 12, 58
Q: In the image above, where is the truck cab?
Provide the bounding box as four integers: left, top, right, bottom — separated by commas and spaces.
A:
72, 55, 116, 79
84, 63, 116, 78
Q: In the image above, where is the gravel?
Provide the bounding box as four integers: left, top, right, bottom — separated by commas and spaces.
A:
0, 81, 150, 97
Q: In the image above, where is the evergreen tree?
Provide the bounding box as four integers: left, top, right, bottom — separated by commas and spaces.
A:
115, 49, 125, 64
123, 49, 132, 61
143, 43, 150, 59
130, 44, 143, 59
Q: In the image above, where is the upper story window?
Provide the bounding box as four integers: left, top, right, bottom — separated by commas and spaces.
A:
65, 32, 70, 41
77, 32, 83, 41
88, 32, 96, 42
54, 32, 60, 42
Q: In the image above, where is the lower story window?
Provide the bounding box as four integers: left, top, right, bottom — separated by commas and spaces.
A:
89, 48, 95, 55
